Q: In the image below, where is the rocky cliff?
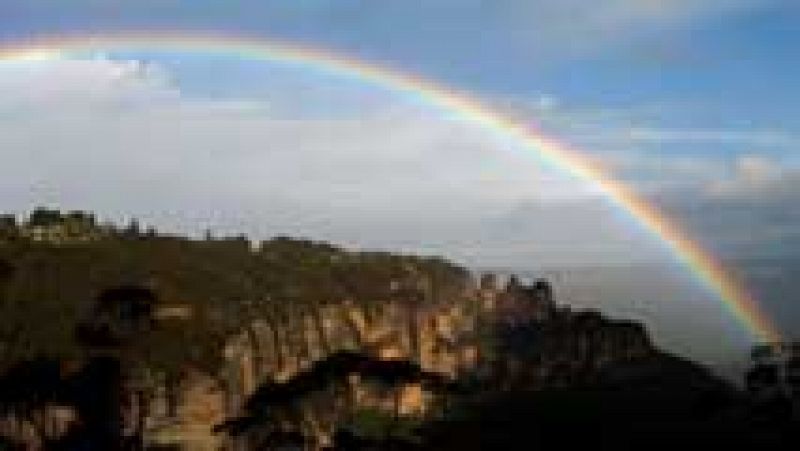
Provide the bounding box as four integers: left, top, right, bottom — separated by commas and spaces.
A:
143, 287, 486, 449
0, 220, 669, 450
138, 274, 656, 450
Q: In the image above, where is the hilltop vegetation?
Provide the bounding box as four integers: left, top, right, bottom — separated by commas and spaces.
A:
0, 208, 469, 373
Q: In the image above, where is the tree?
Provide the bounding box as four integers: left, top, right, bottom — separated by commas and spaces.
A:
28, 208, 63, 227
72, 286, 159, 450
746, 343, 795, 424
76, 286, 156, 349
124, 219, 141, 238
218, 351, 449, 449
0, 258, 12, 291
0, 358, 66, 447
0, 216, 17, 241
0, 259, 17, 363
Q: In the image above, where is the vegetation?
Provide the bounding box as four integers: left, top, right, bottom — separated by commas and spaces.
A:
0, 209, 469, 375
219, 351, 447, 448
1, 208, 797, 449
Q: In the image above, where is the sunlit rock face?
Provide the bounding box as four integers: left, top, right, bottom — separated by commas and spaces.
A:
223, 296, 483, 394
139, 281, 489, 449
134, 275, 580, 449
0, 270, 657, 450
142, 370, 227, 451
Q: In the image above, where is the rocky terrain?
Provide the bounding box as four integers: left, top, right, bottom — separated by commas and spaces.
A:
0, 209, 796, 450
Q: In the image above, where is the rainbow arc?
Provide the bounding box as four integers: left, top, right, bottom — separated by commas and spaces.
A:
0, 32, 781, 343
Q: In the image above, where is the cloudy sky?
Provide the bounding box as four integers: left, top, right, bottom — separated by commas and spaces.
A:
1, 0, 798, 272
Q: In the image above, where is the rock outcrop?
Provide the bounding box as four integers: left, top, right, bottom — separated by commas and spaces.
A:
0, 273, 658, 450
137, 275, 651, 449
144, 287, 486, 449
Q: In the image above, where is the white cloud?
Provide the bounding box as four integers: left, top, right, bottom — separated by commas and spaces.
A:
625, 127, 798, 148
0, 57, 654, 267
734, 155, 781, 183
6, 56, 795, 266
0, 58, 179, 113
519, 99, 800, 260
488, 95, 798, 200
706, 154, 800, 199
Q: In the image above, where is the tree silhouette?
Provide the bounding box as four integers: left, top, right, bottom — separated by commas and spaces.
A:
67, 285, 159, 450
0, 358, 66, 448
0, 259, 12, 286
218, 351, 450, 449
76, 286, 156, 349
0, 258, 14, 361
745, 344, 796, 425
28, 208, 63, 227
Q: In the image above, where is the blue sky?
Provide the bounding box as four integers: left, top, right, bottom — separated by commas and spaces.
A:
1, 0, 799, 266
2, 1, 798, 110
3, 0, 800, 355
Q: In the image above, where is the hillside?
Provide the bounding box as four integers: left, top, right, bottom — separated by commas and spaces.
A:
0, 209, 796, 450
0, 209, 468, 374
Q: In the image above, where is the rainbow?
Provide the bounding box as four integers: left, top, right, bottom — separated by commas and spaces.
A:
0, 31, 781, 343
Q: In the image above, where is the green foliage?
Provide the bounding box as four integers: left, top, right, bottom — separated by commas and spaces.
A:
28, 207, 64, 227
346, 408, 422, 443
0, 210, 471, 378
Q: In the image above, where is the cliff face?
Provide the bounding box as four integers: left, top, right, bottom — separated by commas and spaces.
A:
0, 271, 661, 451
0, 220, 785, 449
142, 291, 486, 449
140, 276, 654, 450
